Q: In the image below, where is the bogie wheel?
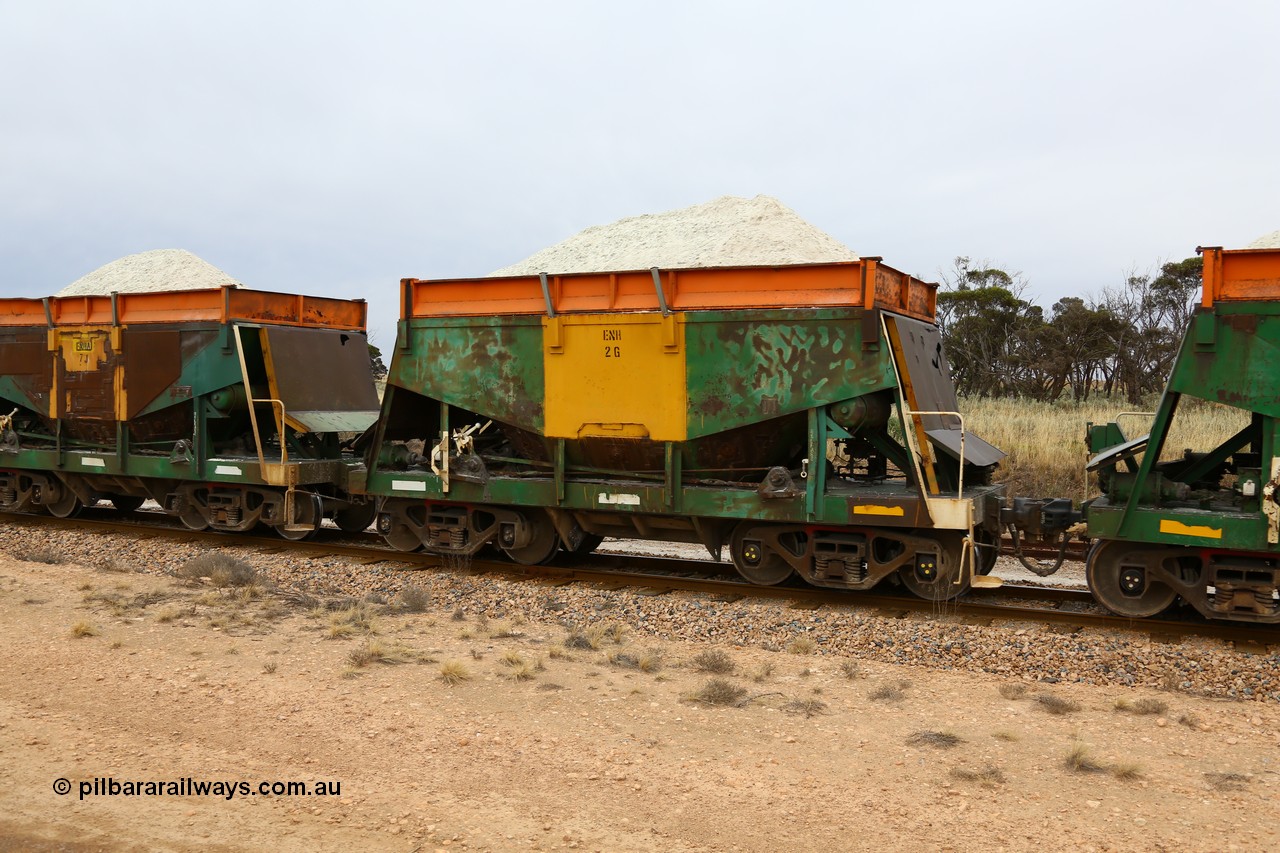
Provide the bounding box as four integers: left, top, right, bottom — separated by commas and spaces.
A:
45, 488, 82, 519
108, 494, 145, 513
729, 523, 794, 586
334, 500, 378, 533
503, 510, 560, 565
178, 501, 209, 531
383, 522, 422, 552
1086, 539, 1178, 618
973, 527, 998, 576
567, 533, 604, 556
897, 533, 969, 601
276, 493, 322, 541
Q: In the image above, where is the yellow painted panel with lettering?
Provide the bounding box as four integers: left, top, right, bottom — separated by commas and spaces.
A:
543, 313, 687, 441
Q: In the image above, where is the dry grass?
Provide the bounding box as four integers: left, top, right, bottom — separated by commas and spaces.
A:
262, 661, 278, 675
397, 583, 431, 613
690, 678, 746, 707
950, 766, 1006, 787
500, 650, 526, 668
691, 649, 736, 674
504, 663, 536, 682
992, 730, 1019, 742
998, 683, 1029, 700
964, 395, 1251, 499
786, 636, 817, 655
23, 548, 66, 565
346, 640, 415, 668
751, 662, 775, 683
438, 660, 471, 686
907, 730, 963, 749
839, 660, 861, 680
547, 645, 570, 660
326, 602, 378, 639
1063, 743, 1105, 773
1114, 697, 1168, 715
154, 606, 181, 624
1112, 762, 1144, 781
1035, 693, 1081, 715
70, 621, 99, 637
1178, 712, 1202, 729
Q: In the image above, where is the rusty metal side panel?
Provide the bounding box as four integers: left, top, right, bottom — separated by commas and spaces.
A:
259, 326, 380, 432
683, 309, 897, 440
228, 290, 367, 330
122, 328, 183, 419
0, 329, 54, 416
390, 316, 545, 432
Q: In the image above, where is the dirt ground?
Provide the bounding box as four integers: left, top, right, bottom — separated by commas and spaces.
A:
2, 552, 1278, 853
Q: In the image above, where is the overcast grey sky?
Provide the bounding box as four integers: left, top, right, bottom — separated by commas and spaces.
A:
3, 0, 1278, 347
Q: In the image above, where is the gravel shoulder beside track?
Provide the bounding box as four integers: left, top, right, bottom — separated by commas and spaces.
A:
3, 520, 1280, 852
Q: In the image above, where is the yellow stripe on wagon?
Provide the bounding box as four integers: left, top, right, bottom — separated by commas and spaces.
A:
1158, 519, 1223, 540
853, 505, 905, 517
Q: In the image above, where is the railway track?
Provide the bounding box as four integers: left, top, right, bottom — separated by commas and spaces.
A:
2, 509, 1276, 649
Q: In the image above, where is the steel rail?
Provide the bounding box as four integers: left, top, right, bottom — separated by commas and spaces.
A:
2, 510, 1275, 647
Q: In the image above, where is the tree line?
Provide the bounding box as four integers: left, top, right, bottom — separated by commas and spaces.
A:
935, 256, 1202, 404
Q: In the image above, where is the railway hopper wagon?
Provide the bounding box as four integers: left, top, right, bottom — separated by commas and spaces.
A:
364, 259, 1012, 600
1085, 246, 1280, 624
0, 286, 380, 538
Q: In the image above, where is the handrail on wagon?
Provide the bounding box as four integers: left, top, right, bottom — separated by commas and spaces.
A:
903, 409, 967, 500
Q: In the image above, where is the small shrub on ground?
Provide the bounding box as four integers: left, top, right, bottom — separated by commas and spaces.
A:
564, 630, 595, 650
23, 549, 65, 565
751, 662, 775, 683
262, 662, 278, 675
1035, 694, 1081, 715
950, 766, 1006, 787
177, 553, 259, 588
691, 649, 735, 674
784, 698, 827, 718
70, 621, 99, 637
397, 584, 431, 613
1205, 771, 1249, 791
907, 730, 963, 749
500, 650, 526, 668
691, 678, 746, 707
869, 680, 909, 702
999, 683, 1029, 700
840, 660, 861, 680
